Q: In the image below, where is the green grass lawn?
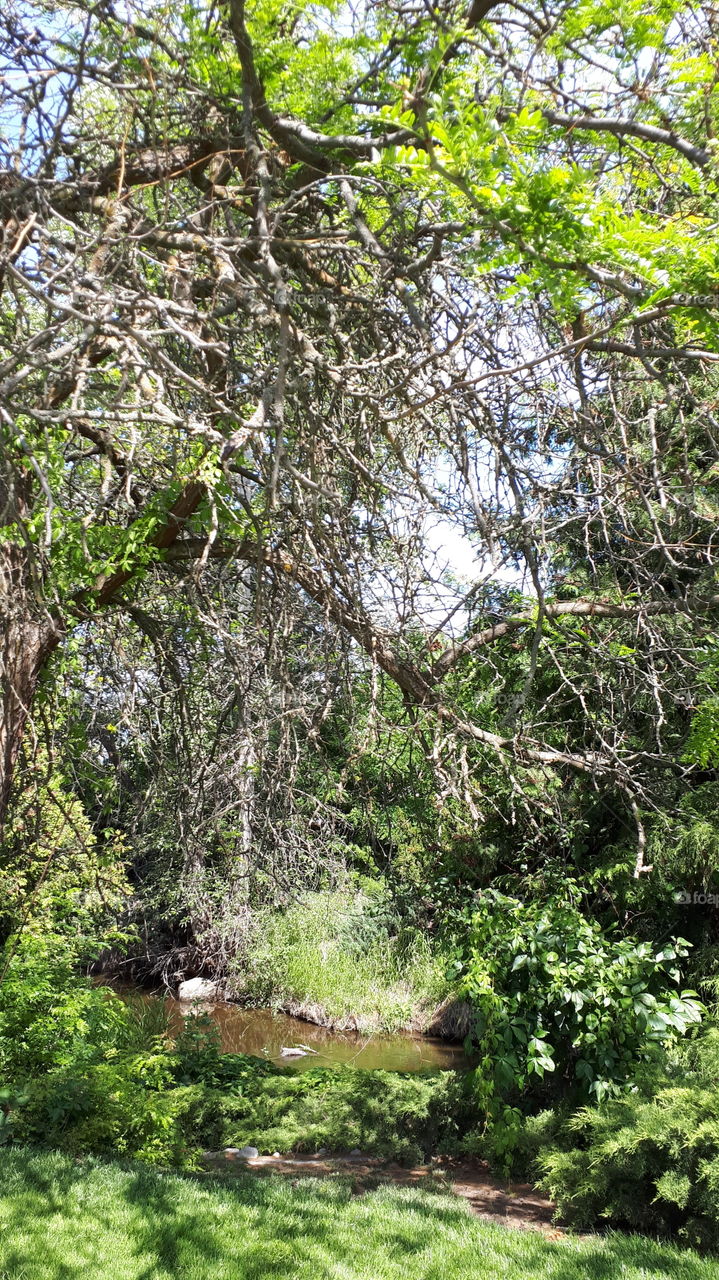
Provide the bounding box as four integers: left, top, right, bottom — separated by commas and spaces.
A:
1, 1147, 718, 1280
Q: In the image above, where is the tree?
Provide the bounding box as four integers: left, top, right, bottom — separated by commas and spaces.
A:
1, 0, 718, 870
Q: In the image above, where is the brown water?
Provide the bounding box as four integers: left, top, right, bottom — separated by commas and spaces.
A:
122, 988, 469, 1072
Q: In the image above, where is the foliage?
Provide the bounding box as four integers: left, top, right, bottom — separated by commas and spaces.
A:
202, 1063, 473, 1165
537, 1026, 719, 1252
4, 0, 719, 1255
4, 0, 719, 878
0, 935, 130, 1082
459, 889, 702, 1106
685, 699, 719, 769
0, 751, 130, 948
7, 1036, 471, 1171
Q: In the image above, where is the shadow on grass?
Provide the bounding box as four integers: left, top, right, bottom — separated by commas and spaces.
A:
0, 1147, 717, 1280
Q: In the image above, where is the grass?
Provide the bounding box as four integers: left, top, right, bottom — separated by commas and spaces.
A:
2, 1147, 719, 1280
234, 890, 452, 1033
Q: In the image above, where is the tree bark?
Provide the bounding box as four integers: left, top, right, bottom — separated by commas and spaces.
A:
0, 546, 63, 830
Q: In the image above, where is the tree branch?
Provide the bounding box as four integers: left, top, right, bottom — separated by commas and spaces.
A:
466, 0, 505, 27
432, 594, 719, 678
226, 0, 420, 166
535, 106, 711, 169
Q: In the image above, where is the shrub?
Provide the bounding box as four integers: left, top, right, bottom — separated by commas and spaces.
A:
0, 934, 197, 1164
0, 934, 129, 1080
211, 1065, 474, 1164
460, 888, 702, 1104
8, 1050, 472, 1169
168, 1018, 475, 1165
14, 1057, 196, 1164
537, 1026, 719, 1251
0, 752, 129, 947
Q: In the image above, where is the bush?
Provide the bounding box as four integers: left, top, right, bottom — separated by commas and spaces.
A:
210, 1064, 474, 1164
0, 933, 196, 1164
460, 888, 702, 1104
14, 1058, 199, 1165
537, 1026, 719, 1251
166, 1014, 475, 1163
0, 752, 129, 947
0, 934, 130, 1080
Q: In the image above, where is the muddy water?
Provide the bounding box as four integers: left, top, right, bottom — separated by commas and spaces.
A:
122, 988, 469, 1072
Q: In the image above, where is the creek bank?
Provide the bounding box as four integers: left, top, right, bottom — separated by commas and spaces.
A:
274, 992, 473, 1040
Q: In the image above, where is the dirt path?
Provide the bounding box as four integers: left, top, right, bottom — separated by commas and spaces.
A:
201, 1150, 563, 1237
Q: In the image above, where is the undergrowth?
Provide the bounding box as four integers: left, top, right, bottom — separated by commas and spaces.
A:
231, 888, 452, 1033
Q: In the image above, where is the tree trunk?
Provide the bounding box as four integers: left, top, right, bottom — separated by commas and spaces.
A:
0, 547, 62, 831
0, 479, 205, 832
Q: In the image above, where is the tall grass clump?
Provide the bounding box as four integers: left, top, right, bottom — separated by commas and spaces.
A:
231, 887, 452, 1033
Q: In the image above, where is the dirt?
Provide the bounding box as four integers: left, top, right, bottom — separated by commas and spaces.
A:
201, 1150, 562, 1237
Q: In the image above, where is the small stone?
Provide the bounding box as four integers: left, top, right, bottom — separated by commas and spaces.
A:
272, 1152, 280, 1158
315, 1147, 327, 1156
237, 1145, 259, 1159
350, 1149, 362, 1156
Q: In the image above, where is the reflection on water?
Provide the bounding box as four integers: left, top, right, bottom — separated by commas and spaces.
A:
118, 986, 469, 1072
185, 1003, 469, 1072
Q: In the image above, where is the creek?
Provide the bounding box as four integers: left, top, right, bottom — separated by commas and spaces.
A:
118, 987, 470, 1072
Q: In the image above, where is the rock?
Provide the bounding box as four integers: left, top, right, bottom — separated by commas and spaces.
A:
272, 1152, 280, 1158
237, 1146, 259, 1159
224, 1148, 241, 1157
350, 1149, 362, 1156
316, 1148, 327, 1156
178, 977, 218, 1002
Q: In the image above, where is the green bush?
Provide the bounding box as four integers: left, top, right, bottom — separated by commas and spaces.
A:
0, 752, 129, 947
14, 1058, 198, 1164
0, 934, 129, 1080
167, 1015, 474, 1163
210, 1064, 473, 1164
0, 933, 196, 1164
460, 888, 702, 1104
537, 1026, 719, 1251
